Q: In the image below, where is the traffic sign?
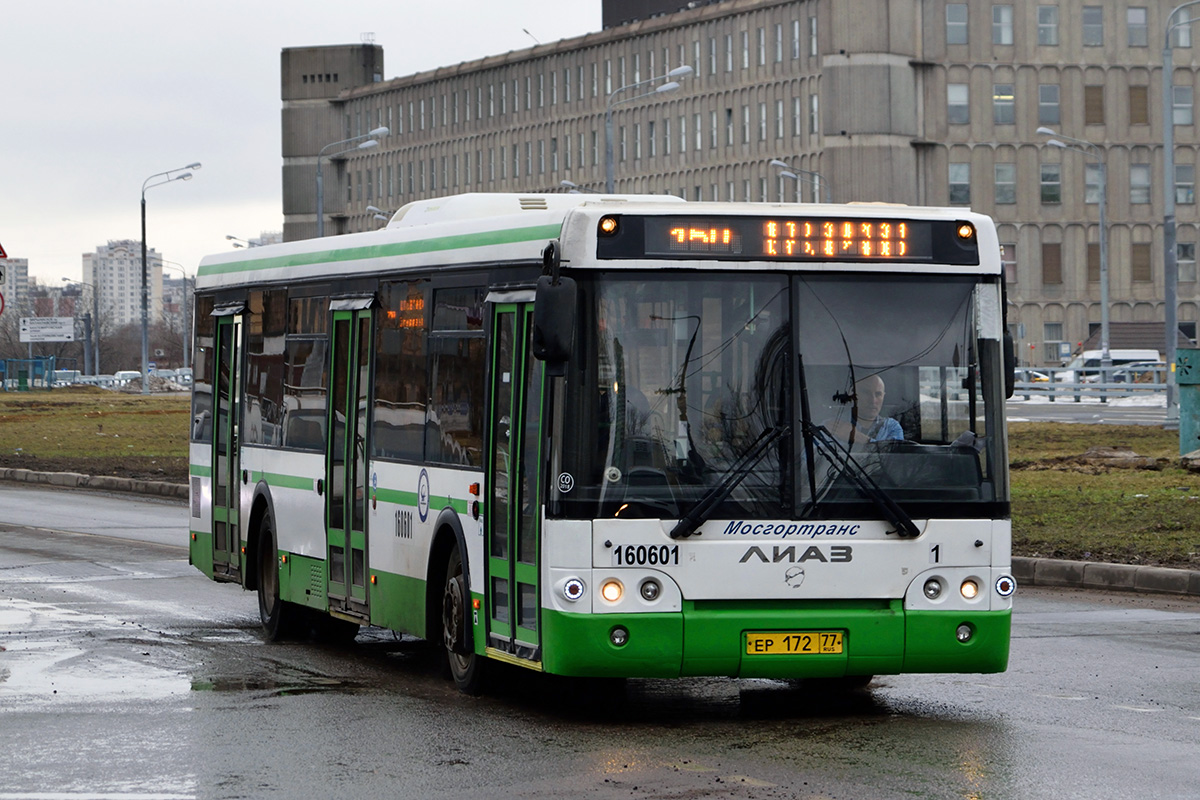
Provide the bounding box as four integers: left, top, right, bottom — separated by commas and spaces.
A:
0, 241, 6, 258
0, 292, 4, 316
19, 317, 75, 342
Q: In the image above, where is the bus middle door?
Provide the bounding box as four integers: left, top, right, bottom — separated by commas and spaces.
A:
486, 302, 544, 662
326, 308, 373, 620
212, 313, 242, 581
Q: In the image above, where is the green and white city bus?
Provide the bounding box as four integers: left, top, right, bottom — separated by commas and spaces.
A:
189, 193, 1016, 693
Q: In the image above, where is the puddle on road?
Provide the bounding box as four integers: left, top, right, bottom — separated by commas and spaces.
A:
191, 672, 362, 697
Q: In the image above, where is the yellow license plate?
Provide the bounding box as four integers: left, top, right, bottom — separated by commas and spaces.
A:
745, 631, 843, 655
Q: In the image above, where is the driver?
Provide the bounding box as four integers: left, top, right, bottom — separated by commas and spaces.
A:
827, 374, 903, 443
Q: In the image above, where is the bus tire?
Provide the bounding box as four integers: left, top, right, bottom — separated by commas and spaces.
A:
257, 512, 301, 641
442, 543, 484, 695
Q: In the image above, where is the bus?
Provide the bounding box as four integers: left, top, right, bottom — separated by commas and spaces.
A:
188, 193, 1016, 694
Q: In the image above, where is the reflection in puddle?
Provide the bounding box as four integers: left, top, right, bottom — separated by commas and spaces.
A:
192, 673, 361, 697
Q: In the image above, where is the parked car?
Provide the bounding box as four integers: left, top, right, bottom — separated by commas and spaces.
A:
1111, 361, 1168, 384
113, 370, 141, 386
1013, 368, 1050, 383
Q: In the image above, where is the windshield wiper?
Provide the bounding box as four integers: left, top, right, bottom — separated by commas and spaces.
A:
797, 352, 919, 539
669, 425, 790, 539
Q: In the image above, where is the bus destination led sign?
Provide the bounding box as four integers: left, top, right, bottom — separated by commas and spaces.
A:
639, 216, 938, 262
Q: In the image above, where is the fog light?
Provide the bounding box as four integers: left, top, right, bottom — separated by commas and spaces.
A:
956, 623, 974, 643
995, 575, 1016, 597
639, 579, 661, 601
960, 579, 979, 600
610, 626, 629, 646
923, 578, 943, 599
562, 577, 585, 602
601, 579, 623, 603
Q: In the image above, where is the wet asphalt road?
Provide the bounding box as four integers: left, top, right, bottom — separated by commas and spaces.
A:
1, 485, 1199, 799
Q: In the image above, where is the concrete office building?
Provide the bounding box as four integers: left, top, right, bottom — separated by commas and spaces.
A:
82, 240, 163, 330
280, 0, 1200, 366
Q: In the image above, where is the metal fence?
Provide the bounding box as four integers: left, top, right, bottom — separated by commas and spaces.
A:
1014, 365, 1168, 403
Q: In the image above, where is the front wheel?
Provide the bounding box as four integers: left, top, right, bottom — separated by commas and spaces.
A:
257, 512, 302, 641
442, 543, 485, 694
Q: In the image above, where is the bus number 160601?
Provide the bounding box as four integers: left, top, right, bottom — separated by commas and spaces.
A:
612, 544, 680, 567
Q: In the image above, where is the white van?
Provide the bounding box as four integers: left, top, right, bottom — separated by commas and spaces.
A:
113, 370, 142, 386
1056, 349, 1161, 382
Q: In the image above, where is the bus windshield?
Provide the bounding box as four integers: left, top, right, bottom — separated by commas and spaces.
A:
556, 271, 1006, 522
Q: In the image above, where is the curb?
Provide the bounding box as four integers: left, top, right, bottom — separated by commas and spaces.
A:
3, 468, 1198, 596
0, 467, 188, 501
1013, 556, 1200, 597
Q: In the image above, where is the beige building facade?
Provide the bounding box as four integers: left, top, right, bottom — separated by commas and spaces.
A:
280, 0, 1200, 366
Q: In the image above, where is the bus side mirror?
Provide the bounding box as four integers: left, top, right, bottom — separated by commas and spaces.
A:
1003, 331, 1016, 398
533, 274, 577, 374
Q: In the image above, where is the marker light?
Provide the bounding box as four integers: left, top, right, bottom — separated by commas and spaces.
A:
601, 579, 623, 603
957, 223, 975, 240
923, 578, 943, 599
562, 577, 585, 601
639, 579, 661, 601
599, 216, 619, 236
995, 575, 1016, 597
960, 579, 979, 600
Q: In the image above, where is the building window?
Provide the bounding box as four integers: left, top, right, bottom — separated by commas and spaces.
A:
1042, 244, 1062, 285
1084, 85, 1105, 124
993, 84, 1015, 124
946, 4, 968, 44
948, 83, 969, 124
1179, 242, 1197, 282
1130, 164, 1151, 203
1132, 242, 1152, 282
757, 26, 766, 65
1129, 85, 1149, 124
993, 5, 1013, 45
1175, 9, 1193, 47
1043, 321, 1064, 361
809, 16, 818, 56
741, 30, 750, 69
1088, 242, 1101, 282
809, 93, 819, 135
949, 163, 971, 204
1127, 7, 1148, 47
1037, 5, 1059, 45
1038, 84, 1060, 125
1086, 163, 1102, 204
1174, 85, 1194, 125
1083, 6, 1104, 46
775, 23, 784, 62
1177, 164, 1195, 204
725, 33, 733, 71
775, 99, 785, 138
995, 163, 1016, 204
1040, 163, 1062, 204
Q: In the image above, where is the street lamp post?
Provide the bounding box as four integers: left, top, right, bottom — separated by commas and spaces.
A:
142, 163, 200, 395
316, 127, 389, 237
1037, 127, 1110, 370
61, 276, 100, 376
1162, 2, 1200, 424
161, 261, 191, 372
605, 66, 693, 193
769, 158, 834, 202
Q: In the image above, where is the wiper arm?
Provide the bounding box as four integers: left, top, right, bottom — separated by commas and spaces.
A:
669, 426, 790, 539
801, 424, 921, 538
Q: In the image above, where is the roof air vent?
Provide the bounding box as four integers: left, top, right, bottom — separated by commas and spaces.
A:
519, 197, 549, 210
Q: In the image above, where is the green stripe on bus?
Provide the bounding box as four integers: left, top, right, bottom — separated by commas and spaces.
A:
199, 224, 563, 277
190, 465, 212, 477
374, 487, 469, 516
250, 471, 316, 491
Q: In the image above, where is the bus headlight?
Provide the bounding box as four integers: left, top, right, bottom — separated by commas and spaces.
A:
562, 577, 585, 602
600, 579, 623, 603
960, 579, 979, 600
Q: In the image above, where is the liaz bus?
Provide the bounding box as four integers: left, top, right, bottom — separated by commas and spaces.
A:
189, 193, 1017, 694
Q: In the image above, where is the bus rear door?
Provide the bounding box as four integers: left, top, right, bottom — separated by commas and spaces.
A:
326, 307, 373, 620
486, 302, 544, 662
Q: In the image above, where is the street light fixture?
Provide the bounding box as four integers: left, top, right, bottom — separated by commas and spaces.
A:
605, 65, 693, 193
61, 276, 100, 376
225, 234, 259, 248
560, 179, 597, 194
1037, 127, 1110, 371
769, 158, 834, 203
1161, 1, 1200, 425
142, 162, 200, 395
316, 127, 389, 237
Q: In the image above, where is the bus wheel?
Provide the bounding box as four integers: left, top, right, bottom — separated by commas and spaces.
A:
257, 513, 301, 641
442, 543, 484, 695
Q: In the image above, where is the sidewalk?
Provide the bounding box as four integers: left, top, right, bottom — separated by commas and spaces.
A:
2, 466, 1198, 598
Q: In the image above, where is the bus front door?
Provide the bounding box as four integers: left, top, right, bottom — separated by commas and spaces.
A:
486, 303, 544, 662
212, 314, 242, 581
326, 309, 373, 619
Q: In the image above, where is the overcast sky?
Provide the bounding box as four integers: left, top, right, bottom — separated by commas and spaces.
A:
0, 0, 599, 287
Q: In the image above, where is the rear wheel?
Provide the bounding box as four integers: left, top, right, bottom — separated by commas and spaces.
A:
442, 543, 484, 694
257, 512, 302, 641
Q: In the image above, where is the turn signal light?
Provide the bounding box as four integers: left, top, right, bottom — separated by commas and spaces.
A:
600, 579, 623, 603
